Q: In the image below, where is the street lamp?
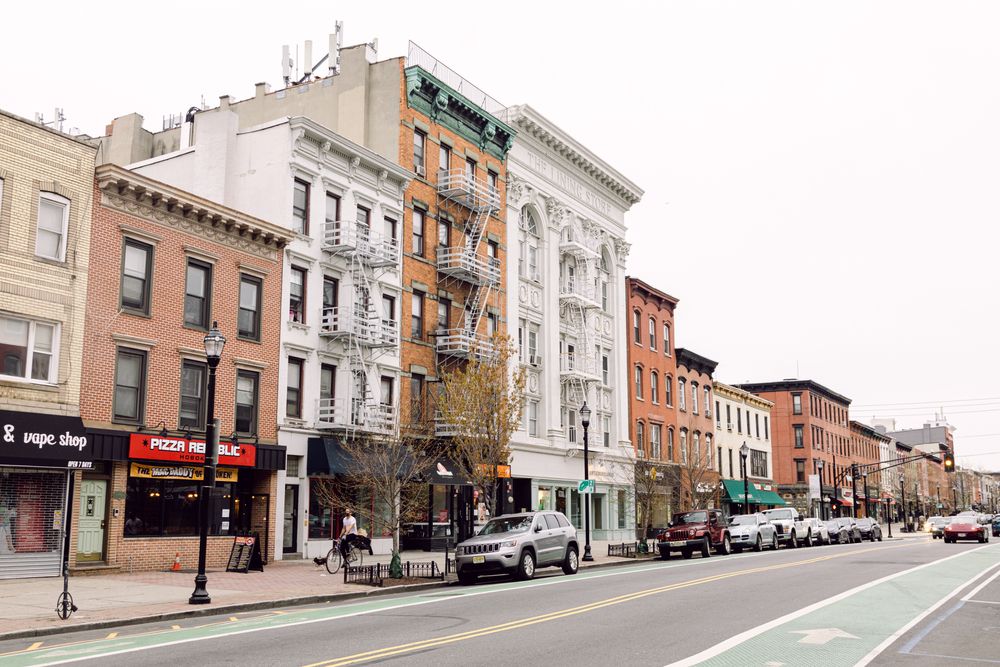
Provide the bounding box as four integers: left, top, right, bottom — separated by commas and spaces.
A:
739, 442, 750, 515
816, 459, 825, 520
851, 463, 859, 519
580, 402, 593, 562
862, 470, 870, 519
190, 321, 225, 605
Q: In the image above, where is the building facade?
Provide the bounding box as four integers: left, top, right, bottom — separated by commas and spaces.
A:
712, 382, 780, 515
849, 421, 891, 520
0, 111, 97, 578
674, 349, 719, 511
503, 105, 641, 542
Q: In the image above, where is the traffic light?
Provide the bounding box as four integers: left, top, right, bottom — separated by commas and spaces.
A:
943, 449, 955, 473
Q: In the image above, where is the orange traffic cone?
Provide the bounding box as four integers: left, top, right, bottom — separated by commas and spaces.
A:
171, 552, 182, 572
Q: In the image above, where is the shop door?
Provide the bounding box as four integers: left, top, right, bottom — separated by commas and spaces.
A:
283, 485, 299, 554
76, 479, 107, 562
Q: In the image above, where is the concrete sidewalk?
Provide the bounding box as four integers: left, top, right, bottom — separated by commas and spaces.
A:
0, 546, 641, 640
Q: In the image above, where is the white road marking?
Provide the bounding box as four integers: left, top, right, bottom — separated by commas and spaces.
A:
789, 627, 858, 645
961, 566, 1000, 601
965, 599, 1000, 605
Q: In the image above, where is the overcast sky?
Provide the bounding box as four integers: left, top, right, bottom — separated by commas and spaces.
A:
5, 1, 999, 471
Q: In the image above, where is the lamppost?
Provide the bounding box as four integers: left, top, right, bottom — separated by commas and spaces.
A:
937, 485, 941, 514
885, 497, 892, 537
190, 322, 226, 605
816, 459, 825, 520
580, 402, 593, 562
740, 442, 750, 515
851, 463, 859, 519
900, 477, 907, 532
862, 470, 870, 519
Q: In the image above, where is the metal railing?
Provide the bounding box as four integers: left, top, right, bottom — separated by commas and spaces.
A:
608, 540, 658, 558
437, 247, 501, 286
344, 563, 383, 586
559, 353, 599, 380
319, 307, 397, 347
316, 398, 396, 434
558, 277, 599, 307
406, 42, 506, 116
436, 169, 501, 212
322, 221, 401, 267
436, 329, 495, 359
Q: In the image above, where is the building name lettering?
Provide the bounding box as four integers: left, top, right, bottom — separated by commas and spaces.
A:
527, 151, 612, 217
3, 424, 89, 452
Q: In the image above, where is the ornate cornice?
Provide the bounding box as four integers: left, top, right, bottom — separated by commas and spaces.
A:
96, 164, 290, 261
502, 104, 643, 207
712, 381, 774, 409
675, 348, 718, 378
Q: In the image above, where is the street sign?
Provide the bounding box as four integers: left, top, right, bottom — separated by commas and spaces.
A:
578, 479, 595, 494
937, 503, 944, 509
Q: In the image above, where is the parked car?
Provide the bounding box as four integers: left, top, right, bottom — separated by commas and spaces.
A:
928, 516, 949, 539
657, 509, 732, 559
761, 508, 813, 547
727, 513, 778, 552
804, 517, 831, 545
831, 517, 862, 543
993, 517, 1000, 538
455, 512, 579, 584
855, 517, 883, 542
825, 519, 850, 544
943, 516, 990, 543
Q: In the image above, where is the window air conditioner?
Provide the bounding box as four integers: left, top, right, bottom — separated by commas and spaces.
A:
529, 355, 542, 367
727, 422, 734, 431
416, 165, 426, 177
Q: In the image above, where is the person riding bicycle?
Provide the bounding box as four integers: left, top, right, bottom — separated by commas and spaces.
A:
338, 508, 358, 561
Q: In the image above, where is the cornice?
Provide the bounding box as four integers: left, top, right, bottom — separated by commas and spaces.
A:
736, 379, 852, 406
628, 276, 679, 312
675, 348, 718, 378
713, 381, 774, 409
288, 116, 412, 189
502, 104, 643, 207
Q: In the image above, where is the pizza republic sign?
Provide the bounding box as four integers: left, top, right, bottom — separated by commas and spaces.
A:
0, 409, 92, 468
128, 434, 256, 467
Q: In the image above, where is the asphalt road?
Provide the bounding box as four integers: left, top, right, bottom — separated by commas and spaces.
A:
1, 535, 997, 666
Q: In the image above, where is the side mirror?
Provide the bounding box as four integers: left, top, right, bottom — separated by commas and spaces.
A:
534, 524, 543, 532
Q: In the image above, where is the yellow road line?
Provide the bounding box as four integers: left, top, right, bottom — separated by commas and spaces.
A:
104, 632, 118, 640
171, 625, 181, 630
25, 642, 43, 651
304, 544, 913, 667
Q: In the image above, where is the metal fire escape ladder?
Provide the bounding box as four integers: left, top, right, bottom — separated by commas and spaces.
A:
558, 220, 601, 410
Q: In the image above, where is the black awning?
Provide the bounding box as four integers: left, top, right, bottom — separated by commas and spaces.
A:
307, 436, 357, 476
255, 443, 287, 471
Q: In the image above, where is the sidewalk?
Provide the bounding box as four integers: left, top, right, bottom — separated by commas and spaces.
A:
0, 546, 638, 640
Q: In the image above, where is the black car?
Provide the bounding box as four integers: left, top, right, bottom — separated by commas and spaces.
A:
855, 518, 883, 542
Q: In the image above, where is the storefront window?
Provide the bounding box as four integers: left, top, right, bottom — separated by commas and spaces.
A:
570, 489, 581, 528
125, 477, 235, 537
308, 491, 333, 540
538, 487, 551, 511
0, 469, 65, 555
593, 493, 605, 530
617, 489, 627, 529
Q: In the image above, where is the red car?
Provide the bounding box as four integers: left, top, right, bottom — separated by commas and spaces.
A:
656, 509, 732, 559
943, 516, 990, 543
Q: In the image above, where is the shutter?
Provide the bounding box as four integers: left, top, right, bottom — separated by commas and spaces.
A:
0, 468, 66, 579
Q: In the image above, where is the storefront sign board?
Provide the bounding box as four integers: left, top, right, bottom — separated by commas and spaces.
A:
128, 462, 238, 482
0, 410, 92, 468
128, 434, 255, 467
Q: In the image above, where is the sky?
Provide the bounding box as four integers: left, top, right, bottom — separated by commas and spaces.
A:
4, 1, 999, 471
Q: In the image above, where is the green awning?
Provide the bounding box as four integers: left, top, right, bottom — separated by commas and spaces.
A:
755, 488, 788, 506
721, 480, 787, 506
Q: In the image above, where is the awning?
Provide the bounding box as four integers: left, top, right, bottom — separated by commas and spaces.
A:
835, 497, 853, 507
755, 488, 787, 506
307, 436, 357, 476
722, 479, 763, 504
0, 410, 92, 468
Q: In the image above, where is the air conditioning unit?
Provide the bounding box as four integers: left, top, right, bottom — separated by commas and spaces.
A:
727, 422, 734, 431
416, 165, 426, 177
529, 355, 542, 367
705, 409, 712, 418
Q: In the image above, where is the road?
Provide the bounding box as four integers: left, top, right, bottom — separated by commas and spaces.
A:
0, 536, 997, 666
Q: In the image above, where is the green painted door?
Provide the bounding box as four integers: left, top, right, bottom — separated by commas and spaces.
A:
76, 479, 107, 562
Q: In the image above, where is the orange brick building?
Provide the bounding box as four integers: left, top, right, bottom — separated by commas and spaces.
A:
74, 165, 290, 572
674, 349, 719, 510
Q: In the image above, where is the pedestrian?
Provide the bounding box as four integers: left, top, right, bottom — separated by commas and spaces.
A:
339, 507, 358, 560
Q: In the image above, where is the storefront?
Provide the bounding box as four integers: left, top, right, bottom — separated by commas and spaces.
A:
0, 409, 92, 579
721, 479, 787, 517
74, 428, 284, 572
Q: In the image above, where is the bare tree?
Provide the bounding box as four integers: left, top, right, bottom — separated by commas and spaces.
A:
680, 434, 720, 511
438, 333, 526, 517
634, 458, 664, 539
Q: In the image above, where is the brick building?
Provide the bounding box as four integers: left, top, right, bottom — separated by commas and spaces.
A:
849, 421, 892, 519
674, 348, 719, 510
75, 164, 289, 572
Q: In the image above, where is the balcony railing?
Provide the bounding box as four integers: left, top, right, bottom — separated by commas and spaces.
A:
437, 247, 501, 286
316, 397, 396, 434
319, 307, 398, 348
558, 277, 600, 309
559, 353, 599, 381
436, 169, 501, 212
436, 329, 494, 360
558, 235, 599, 259
322, 221, 401, 267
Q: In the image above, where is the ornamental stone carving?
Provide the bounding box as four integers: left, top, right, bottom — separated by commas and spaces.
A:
614, 237, 631, 262
507, 173, 526, 206
546, 197, 569, 229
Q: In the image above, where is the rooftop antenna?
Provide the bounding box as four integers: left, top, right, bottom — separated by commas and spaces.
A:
330, 21, 343, 75
303, 40, 313, 80
35, 108, 66, 132
282, 44, 291, 86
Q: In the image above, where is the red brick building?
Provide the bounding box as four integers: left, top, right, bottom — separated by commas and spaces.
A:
675, 348, 718, 511
849, 420, 891, 519
73, 164, 290, 572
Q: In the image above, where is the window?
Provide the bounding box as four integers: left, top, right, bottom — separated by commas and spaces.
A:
113, 348, 146, 423
678, 378, 686, 410
633, 310, 641, 344
292, 179, 310, 235
410, 374, 424, 423
650, 372, 659, 404
601, 281, 609, 312
0, 315, 58, 382
289, 266, 306, 323
487, 312, 497, 336
356, 205, 370, 231
602, 354, 609, 385
528, 327, 538, 360
178, 360, 207, 430
465, 158, 476, 184
651, 424, 662, 459
636, 421, 645, 454
382, 294, 395, 324
667, 428, 675, 460
125, 477, 238, 537
567, 409, 577, 443
183, 260, 212, 328
747, 411, 752, 434
795, 459, 806, 483
238, 274, 262, 340
693, 432, 701, 464
235, 370, 259, 435
383, 216, 397, 243
755, 413, 760, 438
325, 192, 341, 228
412, 209, 425, 256
411, 292, 424, 339
764, 416, 769, 440
437, 298, 450, 331
715, 401, 721, 427
36, 192, 69, 261
437, 218, 449, 248
648, 317, 656, 350
322, 276, 339, 321
792, 393, 802, 415
737, 407, 742, 433
413, 130, 426, 173
729, 449, 734, 477
487, 239, 499, 262
602, 415, 611, 448
121, 239, 153, 314
618, 489, 627, 530
705, 434, 713, 467
794, 424, 804, 448
634, 365, 643, 399
680, 429, 688, 464
286, 357, 304, 419
663, 323, 671, 355
665, 376, 673, 406
691, 382, 699, 415
488, 170, 498, 196
528, 400, 538, 437
320, 364, 336, 404
439, 144, 451, 172
719, 446, 724, 474
704, 387, 711, 415
527, 245, 539, 281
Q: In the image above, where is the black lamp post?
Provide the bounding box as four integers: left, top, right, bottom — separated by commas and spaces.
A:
900, 477, 907, 531
885, 496, 892, 537
862, 470, 870, 519
190, 321, 225, 605
851, 463, 859, 519
816, 459, 825, 520
739, 442, 750, 515
580, 402, 593, 562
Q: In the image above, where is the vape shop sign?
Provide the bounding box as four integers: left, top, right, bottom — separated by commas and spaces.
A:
128, 434, 256, 467
0, 409, 92, 468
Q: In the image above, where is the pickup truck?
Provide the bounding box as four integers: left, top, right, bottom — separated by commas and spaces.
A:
656, 509, 732, 559
761, 508, 814, 548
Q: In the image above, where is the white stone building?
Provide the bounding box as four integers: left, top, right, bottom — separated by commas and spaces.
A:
126, 111, 410, 558
502, 105, 642, 542
713, 382, 776, 513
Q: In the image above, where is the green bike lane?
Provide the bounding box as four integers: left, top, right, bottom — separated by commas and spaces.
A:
672, 541, 1000, 667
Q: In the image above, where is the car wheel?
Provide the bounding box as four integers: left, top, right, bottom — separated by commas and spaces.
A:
700, 536, 712, 558
718, 534, 732, 556
458, 571, 477, 586
562, 546, 579, 575
682, 548, 693, 559
805, 531, 814, 548
788, 531, 797, 548
771, 533, 779, 550
516, 550, 536, 580
754, 535, 763, 552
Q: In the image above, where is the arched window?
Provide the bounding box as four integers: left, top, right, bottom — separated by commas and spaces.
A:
705, 433, 713, 468
636, 420, 645, 455
650, 372, 659, 404
693, 431, 701, 465
598, 248, 612, 312
678, 378, 686, 410
704, 386, 711, 415
667, 427, 675, 460
651, 424, 662, 459
680, 428, 689, 464
665, 375, 673, 406
518, 206, 540, 282
634, 364, 643, 399
648, 316, 656, 350
691, 381, 699, 415
663, 323, 671, 356
632, 309, 641, 344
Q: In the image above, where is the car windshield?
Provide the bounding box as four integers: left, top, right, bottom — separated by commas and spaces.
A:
730, 515, 757, 526
856, 519, 873, 528
672, 511, 708, 525
824, 520, 840, 527
764, 509, 792, 520
478, 516, 533, 535
929, 517, 946, 525
949, 516, 973, 525
837, 518, 854, 527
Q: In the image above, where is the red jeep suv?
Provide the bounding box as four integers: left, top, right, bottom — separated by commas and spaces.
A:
656, 509, 732, 559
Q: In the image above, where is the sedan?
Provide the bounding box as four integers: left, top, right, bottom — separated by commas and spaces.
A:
804, 518, 830, 545
927, 516, 949, 540
727, 513, 778, 552
944, 516, 990, 543
832, 517, 862, 543
855, 518, 883, 542
993, 518, 1000, 538
825, 519, 850, 544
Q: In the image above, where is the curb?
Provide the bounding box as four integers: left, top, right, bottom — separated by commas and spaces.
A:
0, 557, 644, 642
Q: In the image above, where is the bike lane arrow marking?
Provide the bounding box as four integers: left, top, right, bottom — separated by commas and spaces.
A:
790, 628, 859, 645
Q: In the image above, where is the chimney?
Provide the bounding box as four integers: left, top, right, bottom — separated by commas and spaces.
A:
255, 82, 271, 98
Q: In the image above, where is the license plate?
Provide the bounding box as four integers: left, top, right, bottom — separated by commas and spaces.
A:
670, 541, 686, 547
472, 555, 485, 564
958, 533, 966, 538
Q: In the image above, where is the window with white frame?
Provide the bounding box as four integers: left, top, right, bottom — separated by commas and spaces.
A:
520, 207, 540, 282
36, 192, 69, 261
632, 310, 641, 344
635, 420, 645, 454
601, 353, 609, 385
691, 381, 699, 414
705, 433, 713, 467
602, 414, 611, 447
650, 372, 659, 404
528, 399, 539, 437
651, 424, 662, 459
693, 431, 701, 465
0, 315, 58, 383
678, 378, 686, 410
704, 386, 711, 415
634, 365, 643, 399
663, 323, 671, 356
667, 427, 675, 460
648, 316, 656, 350
567, 409, 577, 443
665, 375, 673, 406
680, 428, 688, 464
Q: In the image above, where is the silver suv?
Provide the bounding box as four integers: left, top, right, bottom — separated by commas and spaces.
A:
455, 512, 579, 584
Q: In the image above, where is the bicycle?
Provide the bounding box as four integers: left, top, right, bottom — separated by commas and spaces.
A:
324, 537, 364, 574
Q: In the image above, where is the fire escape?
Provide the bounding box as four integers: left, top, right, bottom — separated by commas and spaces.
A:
559, 221, 601, 411
435, 168, 501, 360
316, 216, 400, 435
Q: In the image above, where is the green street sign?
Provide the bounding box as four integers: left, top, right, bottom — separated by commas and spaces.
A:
578, 480, 595, 494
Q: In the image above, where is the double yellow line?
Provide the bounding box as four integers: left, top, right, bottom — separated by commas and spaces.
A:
305, 546, 898, 666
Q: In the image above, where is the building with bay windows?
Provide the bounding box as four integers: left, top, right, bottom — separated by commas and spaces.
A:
503, 104, 642, 543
